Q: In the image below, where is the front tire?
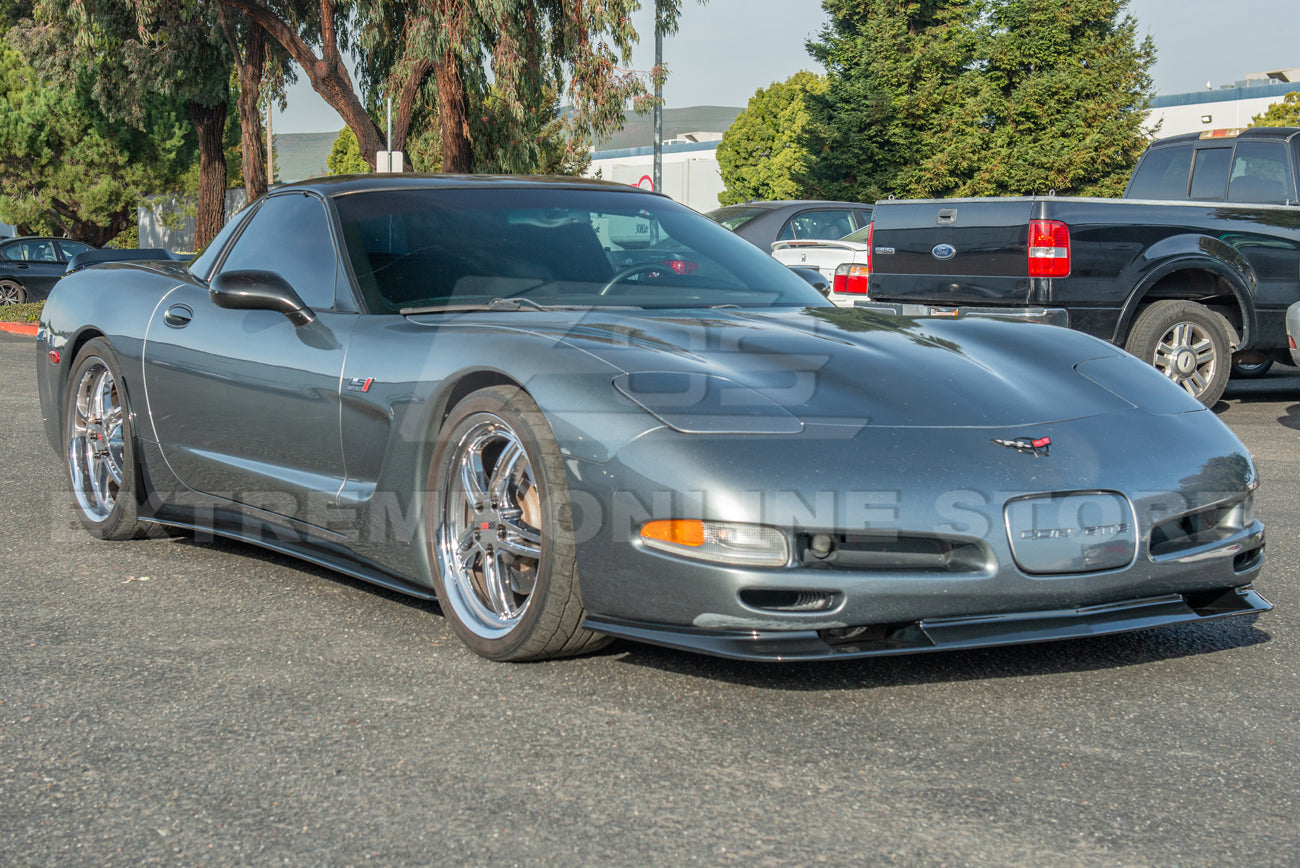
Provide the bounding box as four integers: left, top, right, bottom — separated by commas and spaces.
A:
65, 338, 145, 539
1125, 300, 1231, 407
0, 279, 26, 305
427, 386, 608, 661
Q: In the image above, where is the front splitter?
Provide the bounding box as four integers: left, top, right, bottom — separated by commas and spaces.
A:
583, 586, 1272, 662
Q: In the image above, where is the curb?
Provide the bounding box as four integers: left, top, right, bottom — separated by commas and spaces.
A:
0, 322, 38, 337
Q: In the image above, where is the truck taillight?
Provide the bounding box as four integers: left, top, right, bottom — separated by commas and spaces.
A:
833, 263, 871, 295
1028, 220, 1070, 278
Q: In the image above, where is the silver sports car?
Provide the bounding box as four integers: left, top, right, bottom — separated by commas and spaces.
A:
36, 176, 1270, 661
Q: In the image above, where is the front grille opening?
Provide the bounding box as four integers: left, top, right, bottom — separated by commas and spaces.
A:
797, 533, 989, 573
739, 589, 843, 613
1233, 541, 1264, 574
1150, 495, 1253, 558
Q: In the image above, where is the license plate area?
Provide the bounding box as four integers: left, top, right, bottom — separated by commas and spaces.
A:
1005, 492, 1137, 575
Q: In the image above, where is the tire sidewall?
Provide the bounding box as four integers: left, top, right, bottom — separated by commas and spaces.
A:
65, 338, 142, 540
426, 387, 578, 660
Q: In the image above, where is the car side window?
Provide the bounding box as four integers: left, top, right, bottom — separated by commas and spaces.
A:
56, 241, 94, 261
11, 240, 59, 262
1227, 141, 1291, 204
1127, 145, 1193, 199
216, 193, 339, 310
1188, 147, 1232, 200
778, 210, 855, 241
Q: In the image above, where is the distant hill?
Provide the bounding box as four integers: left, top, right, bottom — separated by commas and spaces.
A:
595, 106, 742, 152
271, 106, 743, 178
274, 131, 337, 182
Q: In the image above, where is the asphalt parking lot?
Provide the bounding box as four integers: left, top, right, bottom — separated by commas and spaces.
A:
2, 330, 1297, 866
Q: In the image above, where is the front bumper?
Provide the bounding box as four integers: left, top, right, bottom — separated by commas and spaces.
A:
569, 409, 1267, 660
585, 586, 1271, 661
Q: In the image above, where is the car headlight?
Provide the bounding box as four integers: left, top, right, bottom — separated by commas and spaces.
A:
640, 519, 790, 566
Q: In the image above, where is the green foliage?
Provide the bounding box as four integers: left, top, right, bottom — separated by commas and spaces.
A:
716, 72, 826, 205
805, 0, 1155, 201
0, 40, 192, 244
1252, 91, 1300, 128
353, 0, 666, 173
327, 128, 371, 175
0, 302, 44, 323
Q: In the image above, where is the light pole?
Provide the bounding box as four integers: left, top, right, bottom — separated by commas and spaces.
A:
653, 21, 663, 193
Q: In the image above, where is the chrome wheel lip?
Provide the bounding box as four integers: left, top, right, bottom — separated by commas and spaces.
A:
67, 360, 126, 522
1153, 320, 1218, 398
435, 414, 544, 640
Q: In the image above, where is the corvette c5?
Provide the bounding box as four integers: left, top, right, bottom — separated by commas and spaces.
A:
36, 176, 1270, 662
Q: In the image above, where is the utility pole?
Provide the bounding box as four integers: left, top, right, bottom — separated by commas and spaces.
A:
653, 21, 663, 193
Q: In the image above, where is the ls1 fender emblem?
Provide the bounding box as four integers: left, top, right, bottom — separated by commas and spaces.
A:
932, 243, 957, 261
992, 436, 1051, 457
347, 377, 375, 393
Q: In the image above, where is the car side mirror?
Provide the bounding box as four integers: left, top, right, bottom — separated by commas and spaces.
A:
210, 269, 316, 326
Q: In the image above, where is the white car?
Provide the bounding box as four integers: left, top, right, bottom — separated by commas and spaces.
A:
771, 222, 873, 308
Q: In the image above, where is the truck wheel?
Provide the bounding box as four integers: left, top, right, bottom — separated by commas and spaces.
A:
1231, 360, 1274, 379
1125, 300, 1231, 407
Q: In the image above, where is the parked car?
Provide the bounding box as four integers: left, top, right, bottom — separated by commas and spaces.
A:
0, 236, 96, 305
37, 175, 1269, 663
705, 200, 873, 251
785, 127, 1300, 407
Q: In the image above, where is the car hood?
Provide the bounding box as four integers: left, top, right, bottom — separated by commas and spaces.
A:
519, 306, 1191, 429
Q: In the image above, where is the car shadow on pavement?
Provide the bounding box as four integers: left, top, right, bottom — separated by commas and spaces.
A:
606, 617, 1272, 691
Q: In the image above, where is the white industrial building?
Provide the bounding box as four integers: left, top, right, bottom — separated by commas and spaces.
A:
591, 69, 1300, 212
1148, 68, 1300, 137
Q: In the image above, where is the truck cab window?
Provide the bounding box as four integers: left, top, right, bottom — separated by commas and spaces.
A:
1128, 146, 1193, 199
1228, 142, 1291, 204
1188, 147, 1232, 200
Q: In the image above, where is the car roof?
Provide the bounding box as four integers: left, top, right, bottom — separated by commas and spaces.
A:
270, 173, 663, 199
709, 199, 874, 213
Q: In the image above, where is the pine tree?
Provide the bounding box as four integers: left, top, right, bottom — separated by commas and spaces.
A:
803, 0, 982, 202
804, 0, 1155, 200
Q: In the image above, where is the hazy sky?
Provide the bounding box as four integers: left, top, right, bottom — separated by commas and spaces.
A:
273, 0, 1300, 134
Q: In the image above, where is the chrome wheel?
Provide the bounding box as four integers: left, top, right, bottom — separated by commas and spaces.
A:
68, 360, 126, 521
1153, 320, 1219, 397
0, 279, 25, 305
435, 414, 544, 639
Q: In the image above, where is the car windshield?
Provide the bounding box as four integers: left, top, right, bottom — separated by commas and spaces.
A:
335, 188, 826, 312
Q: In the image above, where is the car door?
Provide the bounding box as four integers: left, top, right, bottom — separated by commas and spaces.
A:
3, 239, 66, 297
141, 192, 357, 525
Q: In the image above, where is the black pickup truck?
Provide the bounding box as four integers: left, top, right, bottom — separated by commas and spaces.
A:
844, 126, 1300, 406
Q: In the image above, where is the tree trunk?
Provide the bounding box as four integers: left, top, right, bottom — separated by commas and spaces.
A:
189, 99, 229, 250
435, 51, 472, 173
217, 0, 387, 170
237, 23, 268, 201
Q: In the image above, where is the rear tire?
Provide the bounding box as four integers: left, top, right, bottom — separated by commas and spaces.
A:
1231, 360, 1274, 379
1125, 300, 1231, 407
427, 385, 609, 661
